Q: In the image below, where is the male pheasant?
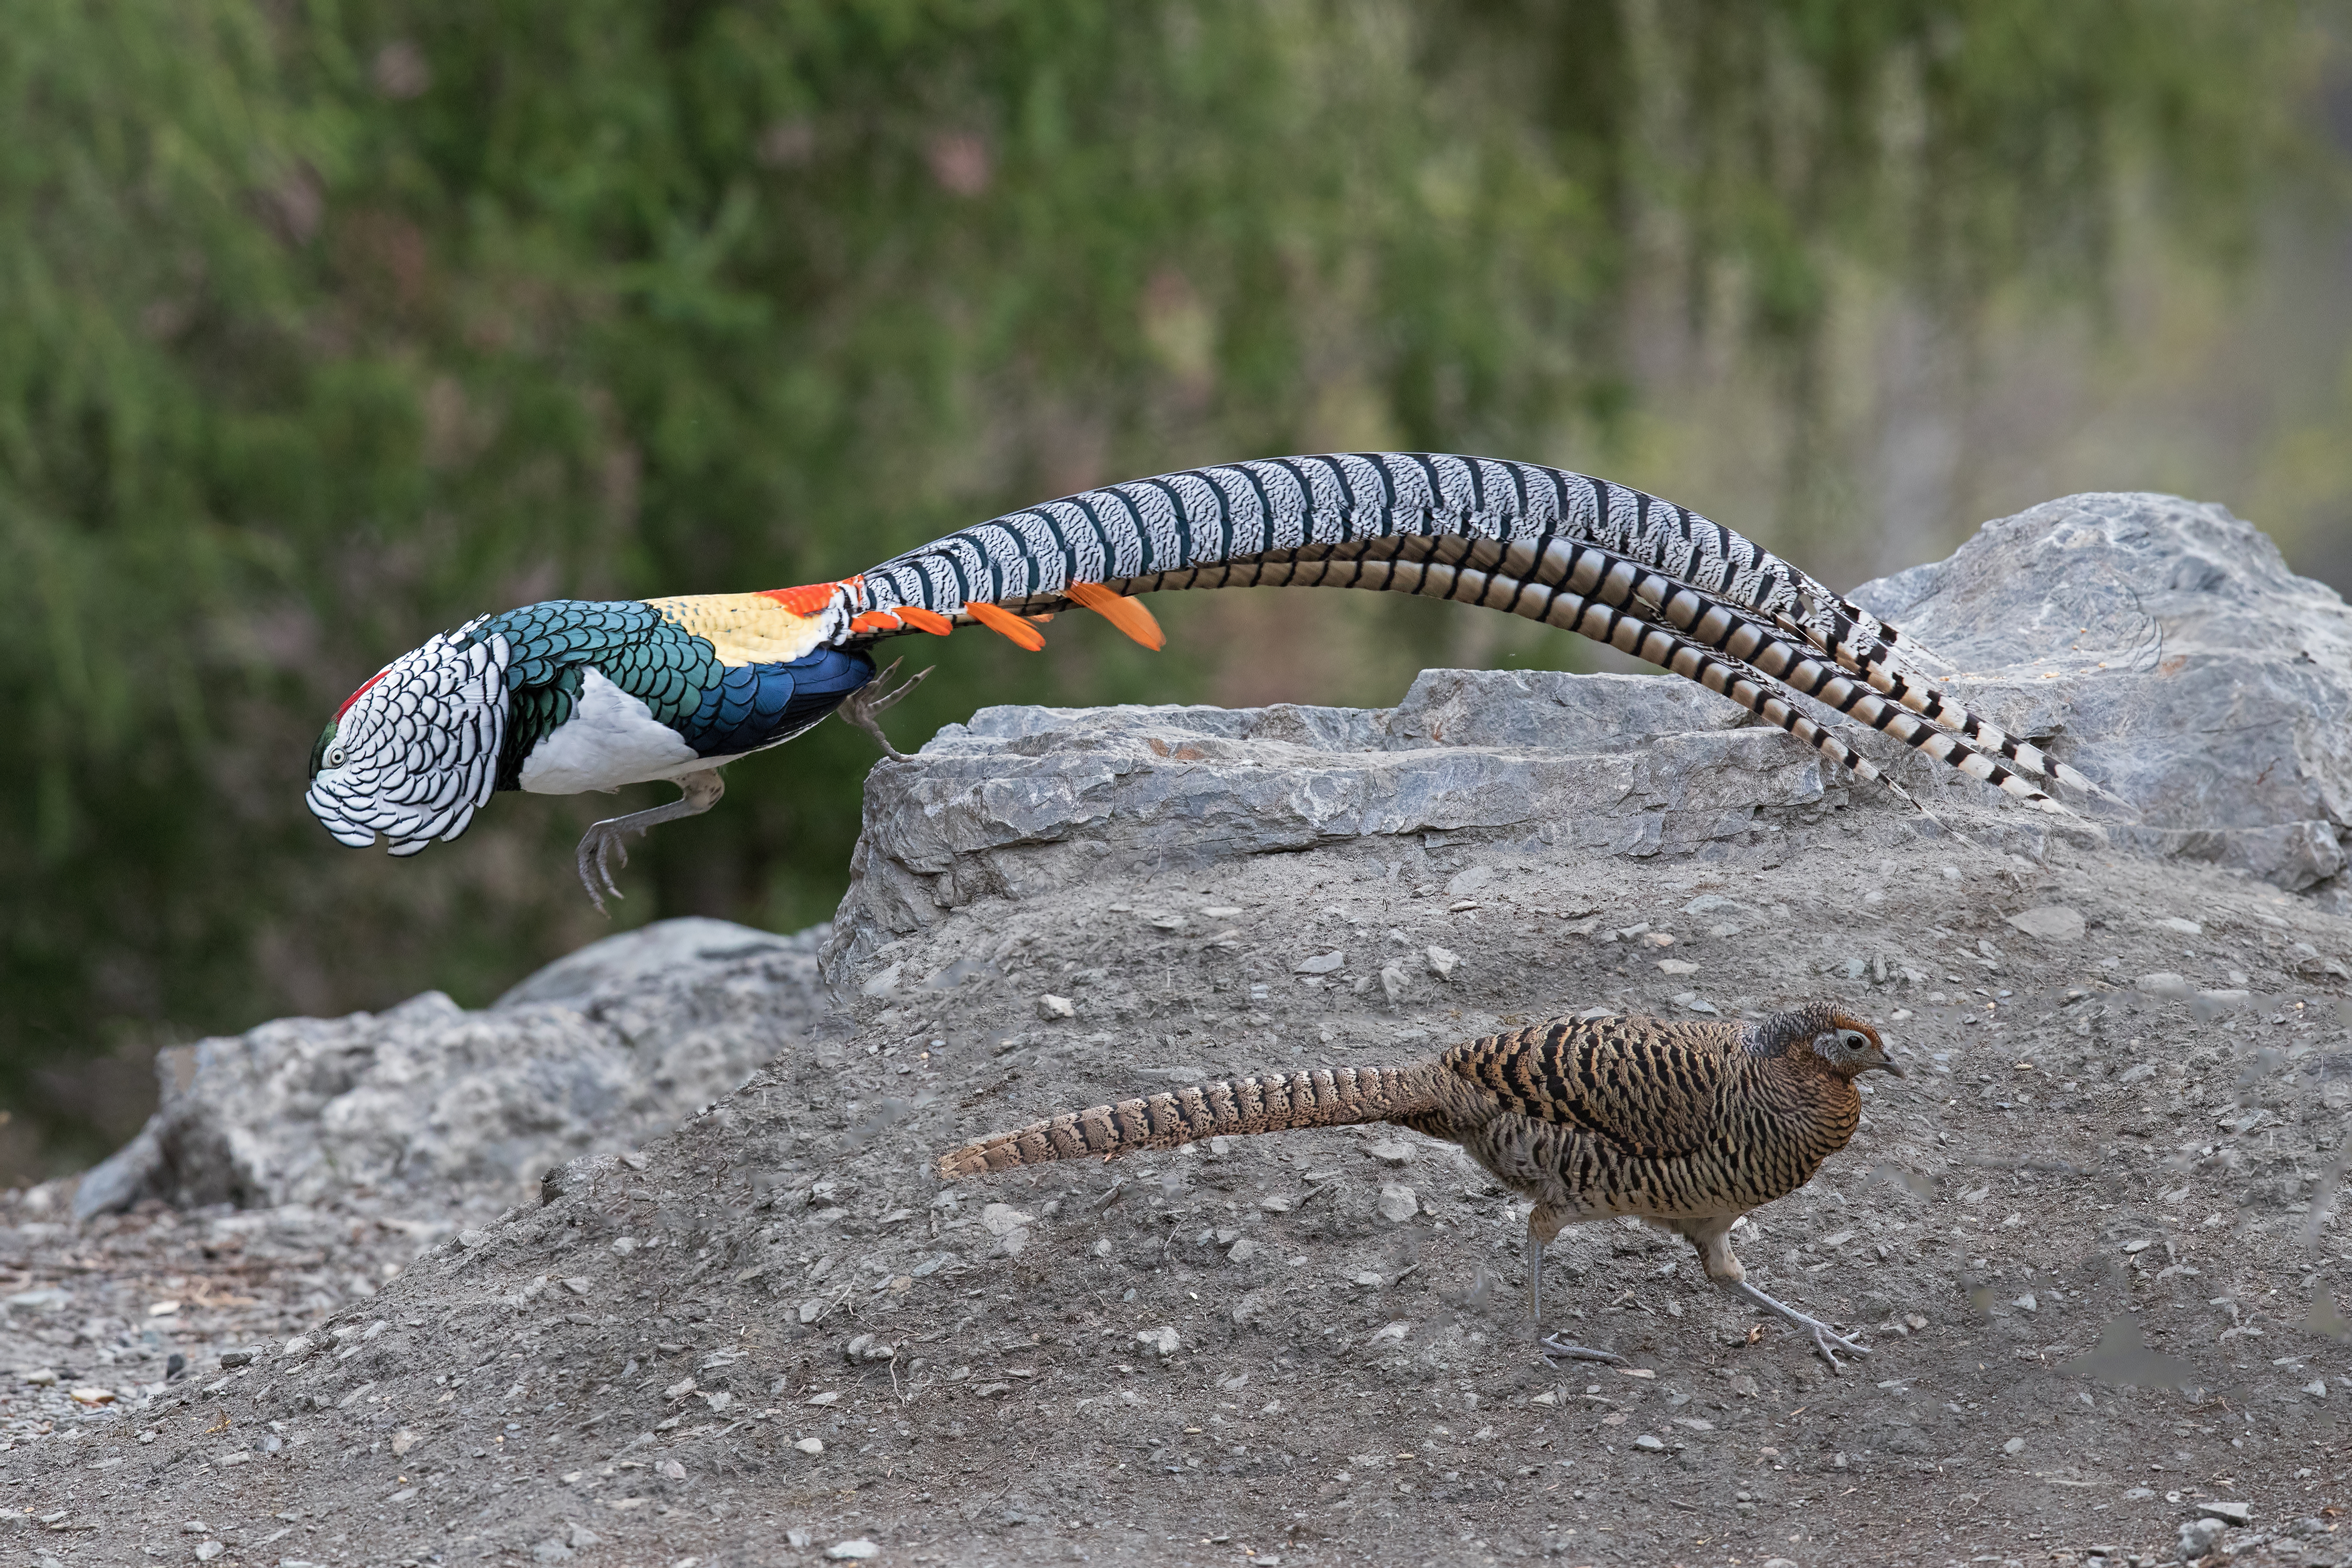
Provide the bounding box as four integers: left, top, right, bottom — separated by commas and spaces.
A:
305, 454, 2104, 906
941, 1002, 1904, 1370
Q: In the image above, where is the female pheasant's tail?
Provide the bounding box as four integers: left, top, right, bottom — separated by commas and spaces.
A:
938, 1064, 1436, 1179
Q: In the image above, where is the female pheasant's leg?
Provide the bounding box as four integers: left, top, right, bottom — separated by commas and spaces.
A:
1714, 1277, 1872, 1372
576, 769, 726, 915
1675, 1213, 1870, 1372
1525, 1219, 1625, 1365
835, 658, 933, 759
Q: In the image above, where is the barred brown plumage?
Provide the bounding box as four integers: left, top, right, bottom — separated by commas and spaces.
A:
940, 1001, 1904, 1370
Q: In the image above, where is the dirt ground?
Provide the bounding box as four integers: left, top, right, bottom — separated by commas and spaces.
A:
3, 782, 2349, 1568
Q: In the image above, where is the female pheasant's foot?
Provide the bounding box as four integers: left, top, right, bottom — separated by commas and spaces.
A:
1537, 1333, 1628, 1365
1718, 1277, 1871, 1372
573, 770, 726, 915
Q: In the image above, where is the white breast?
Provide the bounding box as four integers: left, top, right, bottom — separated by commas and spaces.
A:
517, 668, 705, 794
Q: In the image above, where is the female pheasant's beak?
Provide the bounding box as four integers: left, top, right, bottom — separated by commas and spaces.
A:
1866, 1044, 1906, 1079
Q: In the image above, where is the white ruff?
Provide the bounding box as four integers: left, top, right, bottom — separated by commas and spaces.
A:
518, 668, 704, 794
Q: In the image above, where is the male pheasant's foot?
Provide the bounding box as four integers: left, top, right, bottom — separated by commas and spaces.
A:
1719, 1278, 1871, 1372
571, 770, 727, 915
837, 658, 933, 759
1537, 1333, 1627, 1365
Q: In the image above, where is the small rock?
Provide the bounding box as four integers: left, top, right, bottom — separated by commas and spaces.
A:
195, 1543, 226, 1563
67, 1387, 114, 1406
860, 962, 904, 998
825, 1544, 879, 1562
567, 1525, 602, 1548
1366, 1141, 1414, 1166
843, 1334, 895, 1364
787, 1530, 814, 1548
1378, 961, 1408, 1003
1227, 1237, 1258, 1264
180, 1521, 210, 1534
21, 1369, 57, 1386
2177, 1517, 2225, 1561
1259, 1195, 1291, 1213
2014, 1294, 2038, 1314
701, 1392, 732, 1413
2157, 916, 2204, 936
980, 1203, 1037, 1237
2303, 1379, 2327, 1399
216, 1350, 253, 1369
1375, 1184, 1418, 1223
280, 1336, 313, 1359
2003, 1436, 2025, 1453
527, 1540, 571, 1564
665, 1378, 697, 1399
148, 1300, 180, 1317
1036, 994, 1076, 1019
2005, 906, 2085, 942
1632, 1434, 1665, 1452
1761, 1559, 1801, 1568
561, 1277, 591, 1296
1136, 1325, 1180, 1357
657, 1459, 686, 1480
1294, 951, 1345, 976
1424, 946, 1459, 981
2137, 972, 2191, 1000
2200, 1500, 2252, 1527
391, 1429, 419, 1456
795, 1437, 825, 1455
457, 1227, 489, 1248
1655, 959, 1698, 976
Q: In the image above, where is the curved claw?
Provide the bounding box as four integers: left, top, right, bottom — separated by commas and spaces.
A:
576, 821, 632, 917
1538, 1334, 1628, 1365
1806, 1324, 1872, 1373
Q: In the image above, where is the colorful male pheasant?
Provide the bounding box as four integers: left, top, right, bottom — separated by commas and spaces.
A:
308, 453, 2101, 907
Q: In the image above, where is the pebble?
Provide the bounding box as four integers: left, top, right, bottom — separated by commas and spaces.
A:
2158, 916, 2203, 936
561, 1277, 592, 1296
1036, 994, 1076, 1019
825, 1544, 879, 1562
391, 1430, 419, 1456
657, 1459, 686, 1480
2200, 1500, 2251, 1527
1632, 1434, 1665, 1452
67, 1388, 114, 1406
2005, 906, 2085, 941
217, 1350, 253, 1369
1227, 1237, 1258, 1264
665, 1378, 697, 1400
842, 1334, 895, 1364
795, 1438, 825, 1456
280, 1336, 314, 1359
2003, 1436, 2025, 1453
2303, 1379, 2327, 1399
1424, 946, 1459, 981
1294, 951, 1345, 976
619, 1151, 648, 1171
2014, 1294, 2038, 1314
1136, 1326, 1180, 1358
2177, 1517, 2225, 1559
195, 1543, 225, 1562
1366, 1142, 1413, 1166
21, 1369, 56, 1386
1375, 1185, 1418, 1223
1656, 959, 1698, 976
2136, 972, 2191, 1000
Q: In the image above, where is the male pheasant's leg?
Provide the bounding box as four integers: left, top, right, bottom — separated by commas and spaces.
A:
575, 769, 725, 915
1684, 1217, 1869, 1372
835, 658, 933, 760
1524, 1215, 1625, 1365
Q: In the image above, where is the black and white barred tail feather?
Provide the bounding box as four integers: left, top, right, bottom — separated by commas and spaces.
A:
843, 454, 2082, 811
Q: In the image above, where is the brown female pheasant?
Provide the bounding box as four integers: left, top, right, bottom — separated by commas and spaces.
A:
940, 1001, 1903, 1369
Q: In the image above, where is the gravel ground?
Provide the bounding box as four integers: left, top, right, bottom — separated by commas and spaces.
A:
3, 780, 2348, 1568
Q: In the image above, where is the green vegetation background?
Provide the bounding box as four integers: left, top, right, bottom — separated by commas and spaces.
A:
0, 0, 2336, 1172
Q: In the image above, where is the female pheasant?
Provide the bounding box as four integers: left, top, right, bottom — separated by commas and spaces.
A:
942, 1001, 1905, 1370
306, 453, 2101, 907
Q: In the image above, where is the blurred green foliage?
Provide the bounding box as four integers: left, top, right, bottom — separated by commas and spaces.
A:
0, 0, 2325, 1168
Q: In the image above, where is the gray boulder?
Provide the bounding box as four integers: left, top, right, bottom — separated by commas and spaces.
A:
1855, 491, 2352, 890
74, 918, 835, 1219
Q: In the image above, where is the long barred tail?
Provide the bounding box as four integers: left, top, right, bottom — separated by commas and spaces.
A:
938, 1064, 1436, 1180
840, 453, 2100, 812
